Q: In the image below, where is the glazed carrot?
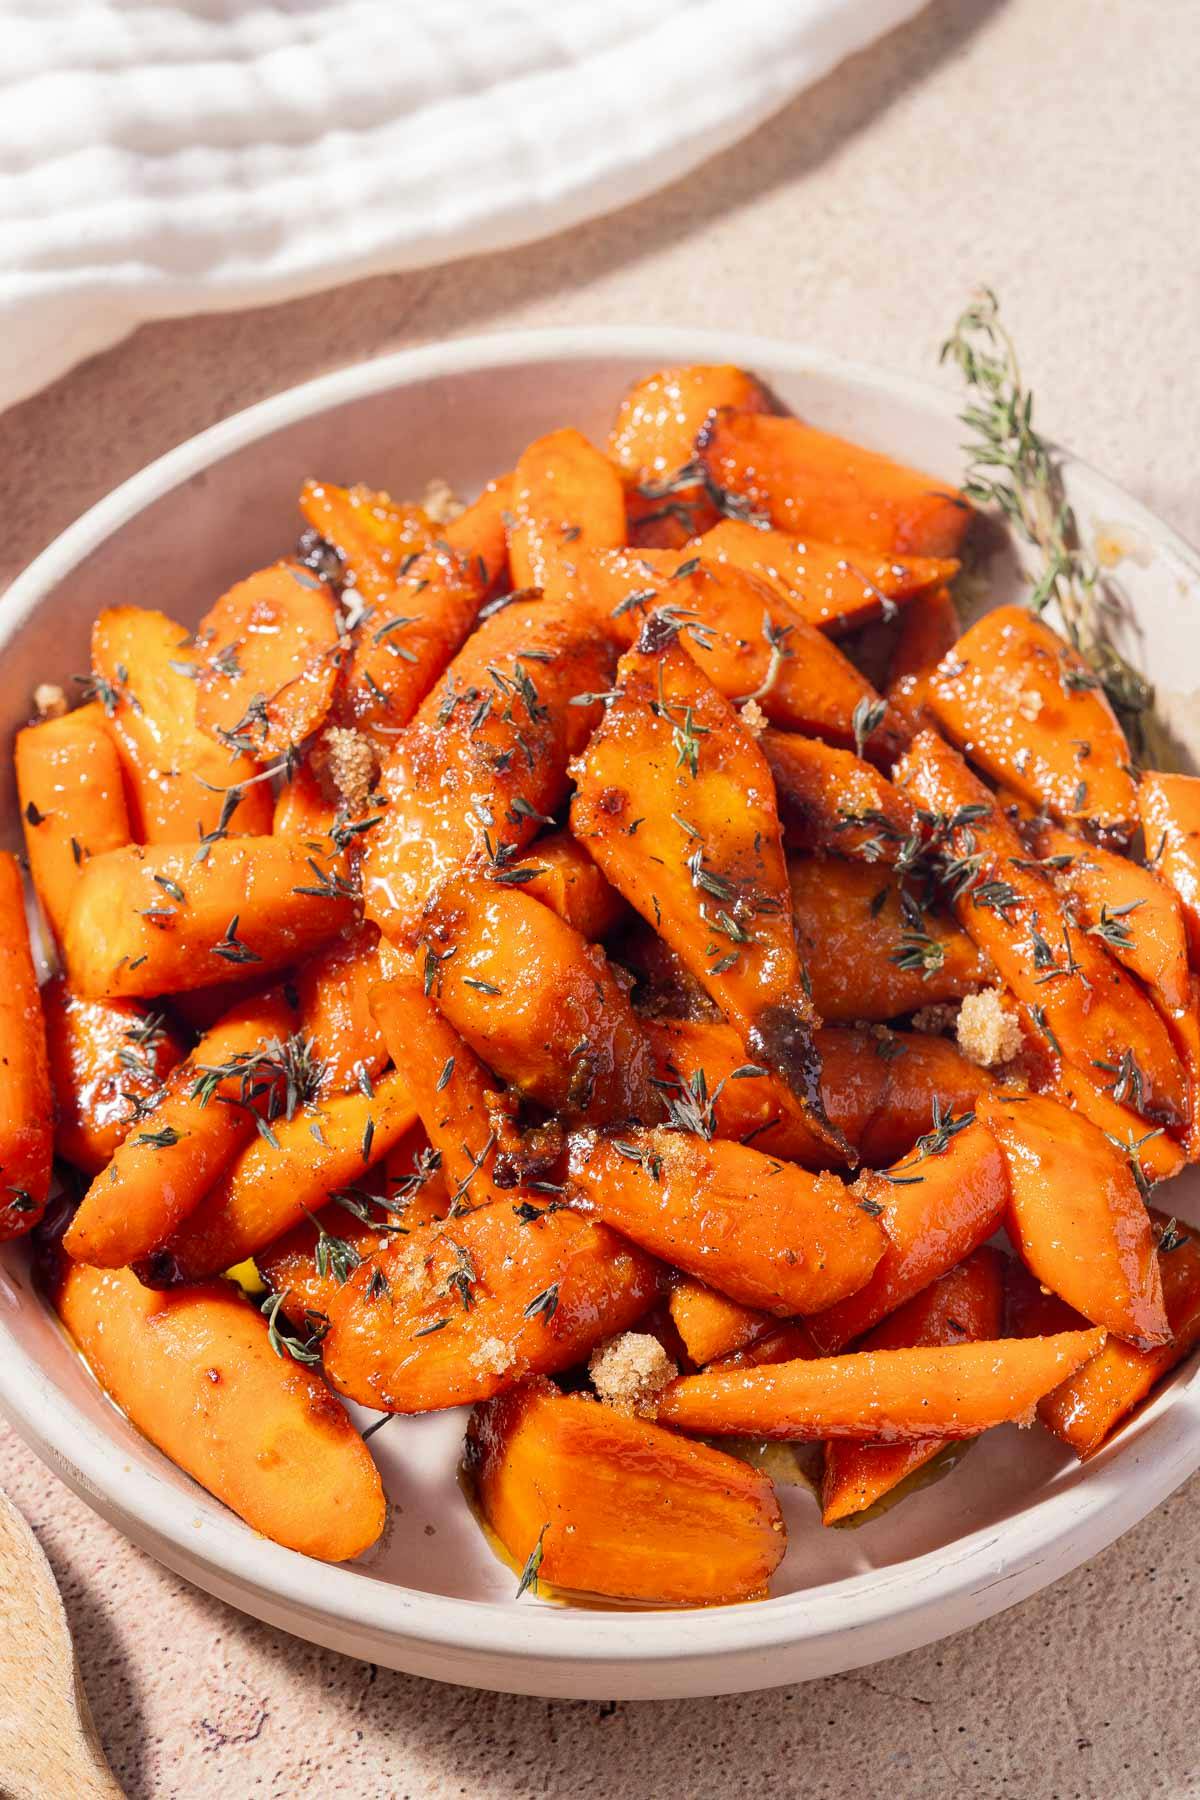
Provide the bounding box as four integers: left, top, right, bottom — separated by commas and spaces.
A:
150, 1069, 417, 1283
15, 703, 132, 949
895, 731, 1186, 1125
299, 479, 432, 608
62, 835, 355, 1000
443, 475, 514, 594
821, 1247, 1006, 1523
570, 625, 841, 1144
420, 873, 657, 1123
885, 584, 960, 732
63, 989, 297, 1268
291, 923, 387, 1094
762, 731, 918, 858
1166, 976, 1200, 1160
708, 1321, 820, 1371
54, 1262, 385, 1562
321, 1201, 660, 1413
657, 1327, 1106, 1442
91, 606, 272, 842
507, 428, 626, 592
1038, 1060, 1186, 1184
695, 409, 972, 557
467, 1378, 785, 1605
194, 561, 342, 758
1008, 1215, 1200, 1460
337, 542, 488, 746
362, 593, 614, 942
272, 761, 337, 836
978, 1092, 1168, 1347
805, 1116, 1010, 1353
567, 1127, 884, 1316
504, 832, 627, 940
609, 364, 772, 484
667, 1277, 777, 1366
0, 853, 54, 1238
787, 857, 993, 1022
853, 1030, 995, 1166
1139, 773, 1200, 963
928, 605, 1137, 845
41, 978, 185, 1175
694, 519, 959, 634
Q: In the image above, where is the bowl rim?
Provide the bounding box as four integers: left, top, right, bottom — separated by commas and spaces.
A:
4, 322, 1200, 1680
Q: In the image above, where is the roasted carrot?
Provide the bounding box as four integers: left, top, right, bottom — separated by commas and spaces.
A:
321, 1201, 660, 1413
503, 831, 627, 940
805, 1115, 1010, 1353
885, 584, 960, 732
16, 703, 132, 949
821, 1247, 1006, 1523
695, 409, 972, 557
298, 479, 432, 608
467, 1378, 785, 1604
42, 978, 185, 1175
443, 475, 514, 595
419, 873, 657, 1123
54, 1262, 384, 1561
62, 835, 355, 1000
91, 606, 272, 842
708, 1319, 820, 1371
508, 428, 626, 592
694, 519, 959, 634
658, 1327, 1106, 1442
362, 593, 614, 943
149, 1069, 417, 1283
609, 365, 772, 484
979, 1091, 1168, 1347
895, 730, 1186, 1125
762, 731, 918, 858
570, 624, 841, 1142
1166, 976, 1200, 1160
0, 853, 54, 1238
194, 562, 342, 759
1139, 773, 1200, 963
63, 989, 297, 1268
787, 856, 993, 1022
928, 606, 1137, 846
272, 761, 337, 836
667, 1277, 776, 1366
567, 1127, 884, 1315
1037, 1059, 1186, 1184
1008, 1215, 1200, 1459
291, 923, 387, 1094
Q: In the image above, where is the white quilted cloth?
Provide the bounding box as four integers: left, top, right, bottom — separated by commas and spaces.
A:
1, 0, 923, 408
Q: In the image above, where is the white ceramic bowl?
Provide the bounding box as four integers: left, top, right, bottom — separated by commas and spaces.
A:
2, 328, 1199, 1701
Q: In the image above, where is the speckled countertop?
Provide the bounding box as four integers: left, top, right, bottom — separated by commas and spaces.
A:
3, 2, 1199, 1794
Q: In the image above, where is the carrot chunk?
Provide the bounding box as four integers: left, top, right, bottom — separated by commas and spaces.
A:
16, 703, 132, 950
298, 480, 432, 608
0, 852, 54, 1238
42, 978, 184, 1175
194, 561, 342, 759
508, 428, 626, 592
1139, 772, 1200, 963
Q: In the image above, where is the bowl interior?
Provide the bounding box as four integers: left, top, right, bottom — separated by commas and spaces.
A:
3, 333, 1200, 1671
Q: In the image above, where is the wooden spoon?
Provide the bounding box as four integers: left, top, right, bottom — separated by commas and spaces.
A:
0, 1487, 122, 1798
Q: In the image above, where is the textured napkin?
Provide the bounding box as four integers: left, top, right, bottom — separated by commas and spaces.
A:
1, 0, 924, 409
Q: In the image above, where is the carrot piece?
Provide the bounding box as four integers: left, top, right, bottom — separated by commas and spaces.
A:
504, 832, 627, 939
895, 731, 1186, 1125
805, 1115, 1009, 1353
42, 978, 185, 1175
787, 856, 992, 1022
149, 1068, 417, 1283
978, 1091, 1168, 1347
886, 584, 960, 732
338, 543, 488, 747
852, 1029, 995, 1166
61, 835, 354, 1000
1037, 1059, 1186, 1184
54, 1262, 384, 1561
291, 923, 387, 1095
467, 1377, 785, 1605
508, 428, 626, 592
762, 731, 918, 858
695, 410, 972, 557
91, 607, 272, 842
419, 873, 657, 1123
63, 989, 297, 1268
1009, 1214, 1200, 1459
667, 1277, 776, 1366
194, 562, 342, 759
321, 1202, 660, 1413
362, 593, 614, 942
443, 475, 514, 595
695, 519, 959, 634
1166, 975, 1200, 1160
928, 606, 1137, 845
609, 364, 772, 484
1139, 773, 1200, 963
567, 1127, 884, 1316
0, 854, 54, 1239
708, 1320, 820, 1371
16, 703, 132, 950
570, 625, 841, 1144
821, 1247, 1006, 1523
658, 1327, 1106, 1442
299, 480, 432, 608
272, 761, 337, 836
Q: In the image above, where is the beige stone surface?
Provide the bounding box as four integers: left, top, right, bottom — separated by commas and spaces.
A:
3, 0, 1199, 1794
